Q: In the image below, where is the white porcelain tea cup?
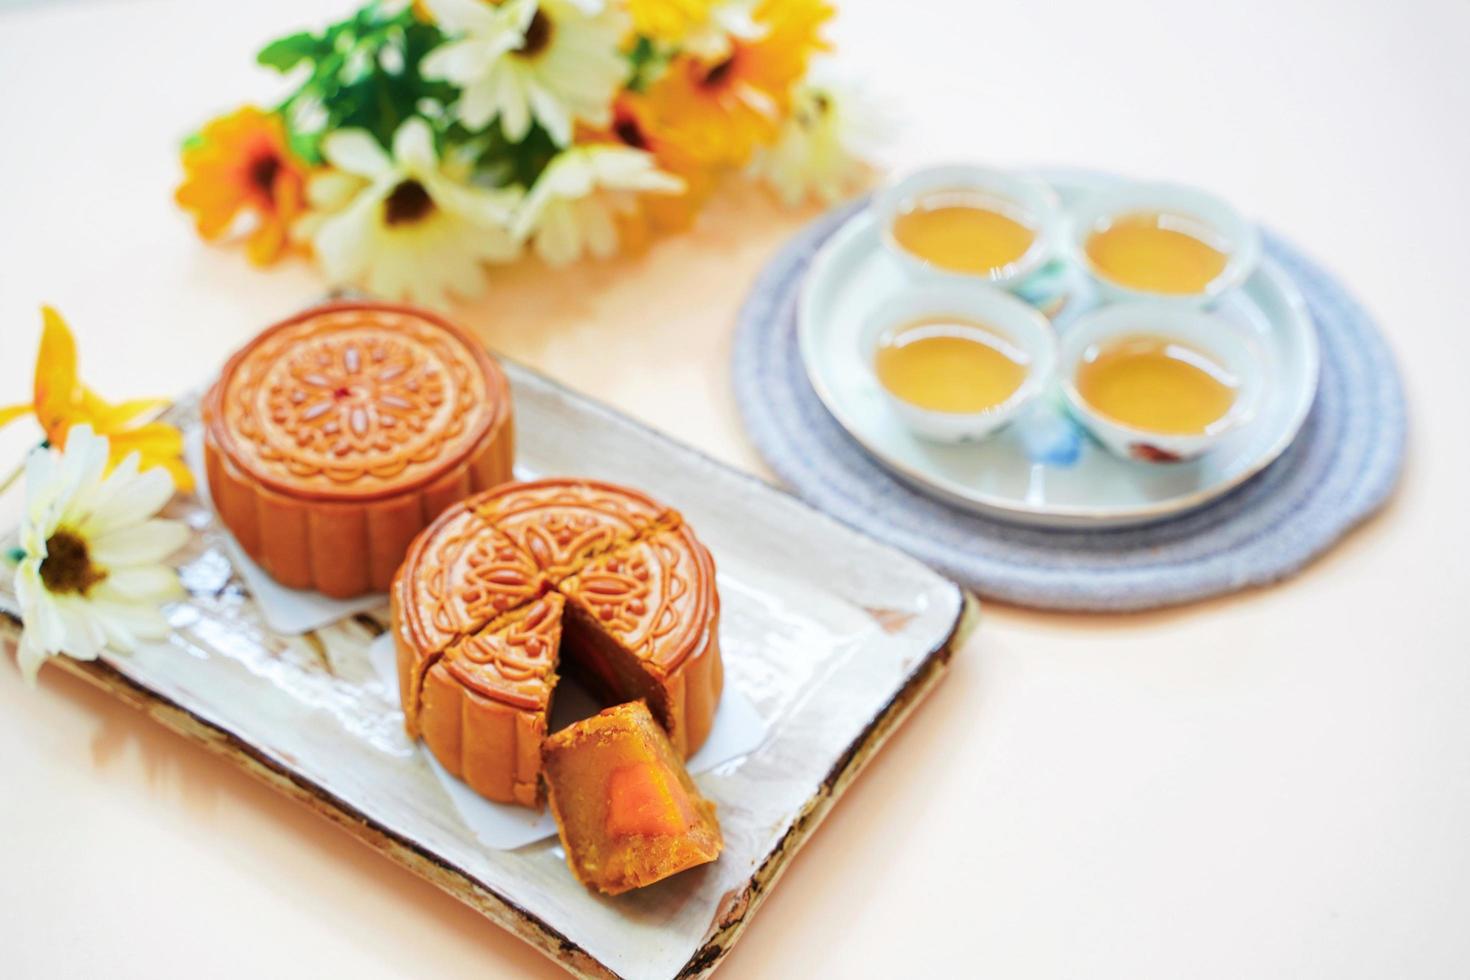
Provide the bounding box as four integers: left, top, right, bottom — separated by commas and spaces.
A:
875, 164, 1063, 291
1058, 303, 1266, 463
1066, 180, 1261, 306
861, 280, 1057, 443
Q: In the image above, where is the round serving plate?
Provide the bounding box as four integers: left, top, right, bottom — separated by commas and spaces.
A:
796, 172, 1321, 529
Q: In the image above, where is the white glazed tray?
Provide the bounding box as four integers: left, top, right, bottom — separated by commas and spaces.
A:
0, 360, 968, 980
798, 172, 1321, 528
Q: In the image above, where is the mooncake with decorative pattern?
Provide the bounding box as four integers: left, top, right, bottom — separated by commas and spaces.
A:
390, 478, 722, 807
203, 302, 514, 598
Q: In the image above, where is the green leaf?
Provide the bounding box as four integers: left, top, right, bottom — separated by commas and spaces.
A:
257, 31, 320, 72
5, 547, 25, 565
626, 35, 671, 93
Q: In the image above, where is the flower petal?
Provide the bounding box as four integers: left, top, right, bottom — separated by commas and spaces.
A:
152, 456, 196, 494
494, 68, 532, 141
312, 180, 389, 284
106, 421, 184, 460
422, 37, 512, 86
16, 630, 50, 685
86, 589, 173, 648
578, 197, 619, 259
391, 117, 438, 172
33, 306, 80, 439
46, 593, 107, 662
533, 200, 584, 265
527, 81, 573, 146
424, 170, 518, 227
321, 129, 393, 179
20, 446, 62, 542
39, 426, 108, 529
90, 519, 189, 568
101, 564, 183, 602
307, 170, 368, 212
0, 402, 32, 429
103, 426, 190, 491
80, 457, 174, 537
83, 392, 169, 431
454, 75, 502, 131
422, 0, 503, 34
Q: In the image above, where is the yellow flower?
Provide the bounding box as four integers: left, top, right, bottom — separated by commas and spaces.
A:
644, 0, 832, 166
628, 0, 716, 45
0, 308, 192, 491
174, 106, 311, 266
630, 0, 764, 59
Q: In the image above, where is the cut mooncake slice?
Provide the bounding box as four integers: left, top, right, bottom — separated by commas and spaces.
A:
542, 701, 722, 896
392, 502, 546, 736
418, 593, 564, 807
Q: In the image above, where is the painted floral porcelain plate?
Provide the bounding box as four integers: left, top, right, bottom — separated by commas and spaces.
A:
797, 173, 1321, 528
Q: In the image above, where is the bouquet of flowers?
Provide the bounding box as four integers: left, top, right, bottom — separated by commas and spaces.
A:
175, 0, 874, 307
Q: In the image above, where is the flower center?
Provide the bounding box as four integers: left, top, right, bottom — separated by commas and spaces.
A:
613, 114, 649, 150
249, 153, 282, 195
39, 530, 106, 596
517, 9, 553, 58
384, 179, 434, 226
698, 54, 737, 90
797, 92, 831, 129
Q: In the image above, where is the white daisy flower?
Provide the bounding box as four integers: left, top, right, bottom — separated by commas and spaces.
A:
12, 425, 188, 684
512, 145, 683, 265
305, 116, 520, 308
420, 0, 630, 146
749, 70, 881, 207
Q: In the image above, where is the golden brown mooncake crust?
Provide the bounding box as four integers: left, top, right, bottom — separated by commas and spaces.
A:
559, 523, 723, 758
470, 478, 673, 583
390, 478, 723, 806
418, 594, 565, 807
203, 302, 514, 598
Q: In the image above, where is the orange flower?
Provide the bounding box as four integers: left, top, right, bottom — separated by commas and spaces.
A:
580, 93, 715, 241
0, 308, 192, 491
644, 0, 833, 167
174, 106, 310, 266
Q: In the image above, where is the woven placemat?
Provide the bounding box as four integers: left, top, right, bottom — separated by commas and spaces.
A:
731, 202, 1407, 612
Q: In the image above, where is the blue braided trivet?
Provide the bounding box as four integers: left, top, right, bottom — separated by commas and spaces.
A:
732, 202, 1406, 612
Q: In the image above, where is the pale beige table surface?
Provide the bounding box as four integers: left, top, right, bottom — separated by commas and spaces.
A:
2, 0, 1468, 977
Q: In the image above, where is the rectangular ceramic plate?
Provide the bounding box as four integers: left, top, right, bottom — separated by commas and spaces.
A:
0, 360, 968, 980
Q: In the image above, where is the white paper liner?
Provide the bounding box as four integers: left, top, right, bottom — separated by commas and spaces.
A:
185, 430, 388, 635
367, 632, 766, 850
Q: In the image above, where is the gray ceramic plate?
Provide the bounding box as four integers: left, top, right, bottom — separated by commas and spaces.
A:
0, 359, 968, 980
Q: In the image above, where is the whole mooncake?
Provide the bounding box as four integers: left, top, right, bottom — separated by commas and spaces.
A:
203, 302, 514, 597
392, 478, 723, 806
